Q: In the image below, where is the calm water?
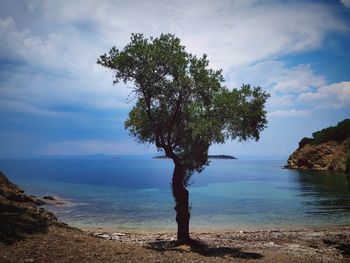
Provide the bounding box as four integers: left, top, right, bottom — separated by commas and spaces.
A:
1, 157, 350, 231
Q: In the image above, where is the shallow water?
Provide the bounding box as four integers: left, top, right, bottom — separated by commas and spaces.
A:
1, 157, 349, 231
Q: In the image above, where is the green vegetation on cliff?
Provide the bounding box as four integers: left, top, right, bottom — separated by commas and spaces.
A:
299, 119, 350, 148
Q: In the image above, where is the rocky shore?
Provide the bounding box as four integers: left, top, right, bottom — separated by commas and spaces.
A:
2, 224, 350, 262
89, 227, 350, 262
1, 171, 350, 262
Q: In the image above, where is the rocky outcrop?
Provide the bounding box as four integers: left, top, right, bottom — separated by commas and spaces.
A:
287, 138, 350, 172
0, 172, 46, 205
0, 171, 58, 244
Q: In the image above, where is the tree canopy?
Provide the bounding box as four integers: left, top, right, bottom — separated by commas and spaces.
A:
98, 33, 269, 183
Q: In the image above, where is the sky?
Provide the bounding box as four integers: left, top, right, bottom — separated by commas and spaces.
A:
0, 0, 349, 159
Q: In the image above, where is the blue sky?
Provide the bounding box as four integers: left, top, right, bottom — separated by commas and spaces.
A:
0, 0, 349, 159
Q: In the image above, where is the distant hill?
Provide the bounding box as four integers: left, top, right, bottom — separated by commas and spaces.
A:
287, 119, 350, 172
153, 155, 236, 160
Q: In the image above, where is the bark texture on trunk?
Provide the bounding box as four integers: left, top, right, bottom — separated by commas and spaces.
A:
172, 163, 191, 243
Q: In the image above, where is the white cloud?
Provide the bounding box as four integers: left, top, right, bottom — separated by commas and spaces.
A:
228, 60, 327, 93
272, 64, 327, 93
0, 17, 68, 69
38, 139, 153, 155
341, 0, 350, 8
267, 94, 295, 109
268, 109, 311, 117
0, 16, 133, 114
226, 60, 328, 114
225, 60, 350, 116
0, 62, 131, 119
24, 0, 348, 70
298, 81, 350, 109
0, 1, 347, 117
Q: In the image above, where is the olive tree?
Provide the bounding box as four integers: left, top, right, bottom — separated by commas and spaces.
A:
98, 33, 269, 243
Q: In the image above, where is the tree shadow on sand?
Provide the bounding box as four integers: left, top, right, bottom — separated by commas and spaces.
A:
0, 203, 51, 245
146, 239, 263, 260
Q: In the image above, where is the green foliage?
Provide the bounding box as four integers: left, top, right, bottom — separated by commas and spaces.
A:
298, 119, 350, 148
98, 33, 269, 183
312, 119, 350, 144
299, 137, 313, 148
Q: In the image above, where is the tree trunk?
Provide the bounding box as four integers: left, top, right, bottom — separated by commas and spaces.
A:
172, 162, 191, 243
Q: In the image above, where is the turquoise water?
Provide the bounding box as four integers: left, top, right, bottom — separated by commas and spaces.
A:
1, 158, 349, 231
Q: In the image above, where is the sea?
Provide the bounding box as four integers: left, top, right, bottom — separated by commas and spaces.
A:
1, 157, 350, 231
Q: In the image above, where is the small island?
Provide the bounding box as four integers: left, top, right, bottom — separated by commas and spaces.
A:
153, 155, 237, 160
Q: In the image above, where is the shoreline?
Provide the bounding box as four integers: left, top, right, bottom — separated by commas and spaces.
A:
58, 216, 350, 234
82, 224, 350, 238
80, 224, 350, 241
79, 224, 350, 235
46, 196, 350, 234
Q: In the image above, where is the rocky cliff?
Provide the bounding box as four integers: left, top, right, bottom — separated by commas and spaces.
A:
287, 138, 350, 171
287, 119, 350, 172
